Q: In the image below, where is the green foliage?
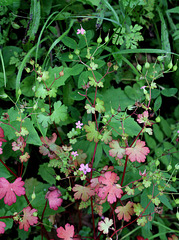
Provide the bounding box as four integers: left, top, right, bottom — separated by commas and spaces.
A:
112, 24, 144, 49
0, 0, 178, 239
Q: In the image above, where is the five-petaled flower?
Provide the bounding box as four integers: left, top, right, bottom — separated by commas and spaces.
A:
45, 186, 63, 210
79, 163, 91, 175
75, 121, 83, 129
0, 177, 25, 206
77, 26, 85, 35
71, 151, 78, 157
19, 206, 38, 231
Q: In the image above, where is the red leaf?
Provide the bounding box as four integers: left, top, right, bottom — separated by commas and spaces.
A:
0, 127, 6, 142
57, 223, 74, 240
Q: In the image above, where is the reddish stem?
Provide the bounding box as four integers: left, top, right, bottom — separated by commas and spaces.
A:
0, 159, 18, 178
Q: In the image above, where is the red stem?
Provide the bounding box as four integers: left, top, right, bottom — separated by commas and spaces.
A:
0, 159, 18, 178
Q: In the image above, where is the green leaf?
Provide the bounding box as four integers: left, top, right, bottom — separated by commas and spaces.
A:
110, 114, 141, 137
0, 0, 14, 6
21, 76, 35, 97
161, 88, 178, 97
27, 0, 41, 42
37, 114, 52, 128
0, 164, 12, 178
94, 144, 102, 168
154, 95, 162, 112
47, 66, 71, 88
95, 98, 105, 113
141, 187, 154, 238
50, 101, 68, 124
38, 163, 56, 185
35, 84, 48, 99
153, 124, 164, 142
145, 133, 157, 149
61, 36, 78, 49
102, 87, 134, 112
84, 121, 99, 143
23, 118, 42, 146
157, 6, 171, 66
160, 117, 171, 137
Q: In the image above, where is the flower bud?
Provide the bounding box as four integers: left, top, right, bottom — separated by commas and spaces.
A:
68, 53, 73, 60
111, 108, 115, 115
172, 176, 176, 182
105, 35, 109, 43
177, 211, 179, 221
167, 164, 172, 171
74, 49, 80, 55
155, 116, 161, 122
136, 64, 142, 72
168, 61, 173, 69
33, 103, 38, 110
97, 36, 102, 44
18, 89, 21, 96
145, 62, 150, 69
155, 159, 160, 166
25, 67, 31, 73
59, 70, 64, 76
31, 192, 36, 200
175, 163, 179, 170
157, 56, 164, 61
30, 59, 35, 65
56, 175, 61, 180
113, 64, 118, 71
173, 64, 177, 71
107, 62, 112, 68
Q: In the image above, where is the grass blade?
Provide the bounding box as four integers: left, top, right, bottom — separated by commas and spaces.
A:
0, 49, 7, 87
16, 38, 47, 98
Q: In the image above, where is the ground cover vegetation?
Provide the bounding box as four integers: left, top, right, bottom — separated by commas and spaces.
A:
0, 0, 179, 239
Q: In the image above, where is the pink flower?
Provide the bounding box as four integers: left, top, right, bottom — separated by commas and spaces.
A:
140, 86, 147, 90
139, 169, 147, 177
79, 163, 91, 175
0, 221, 6, 234
19, 206, 38, 231
77, 26, 85, 35
75, 121, 83, 129
71, 151, 78, 157
0, 177, 25, 206
45, 187, 63, 210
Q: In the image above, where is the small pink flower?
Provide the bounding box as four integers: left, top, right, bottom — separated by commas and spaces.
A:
177, 130, 179, 134
71, 151, 78, 157
77, 26, 85, 35
45, 187, 63, 210
19, 206, 38, 231
79, 163, 91, 175
75, 121, 83, 129
0, 177, 25, 206
0, 221, 6, 234
139, 169, 147, 177
140, 86, 147, 90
